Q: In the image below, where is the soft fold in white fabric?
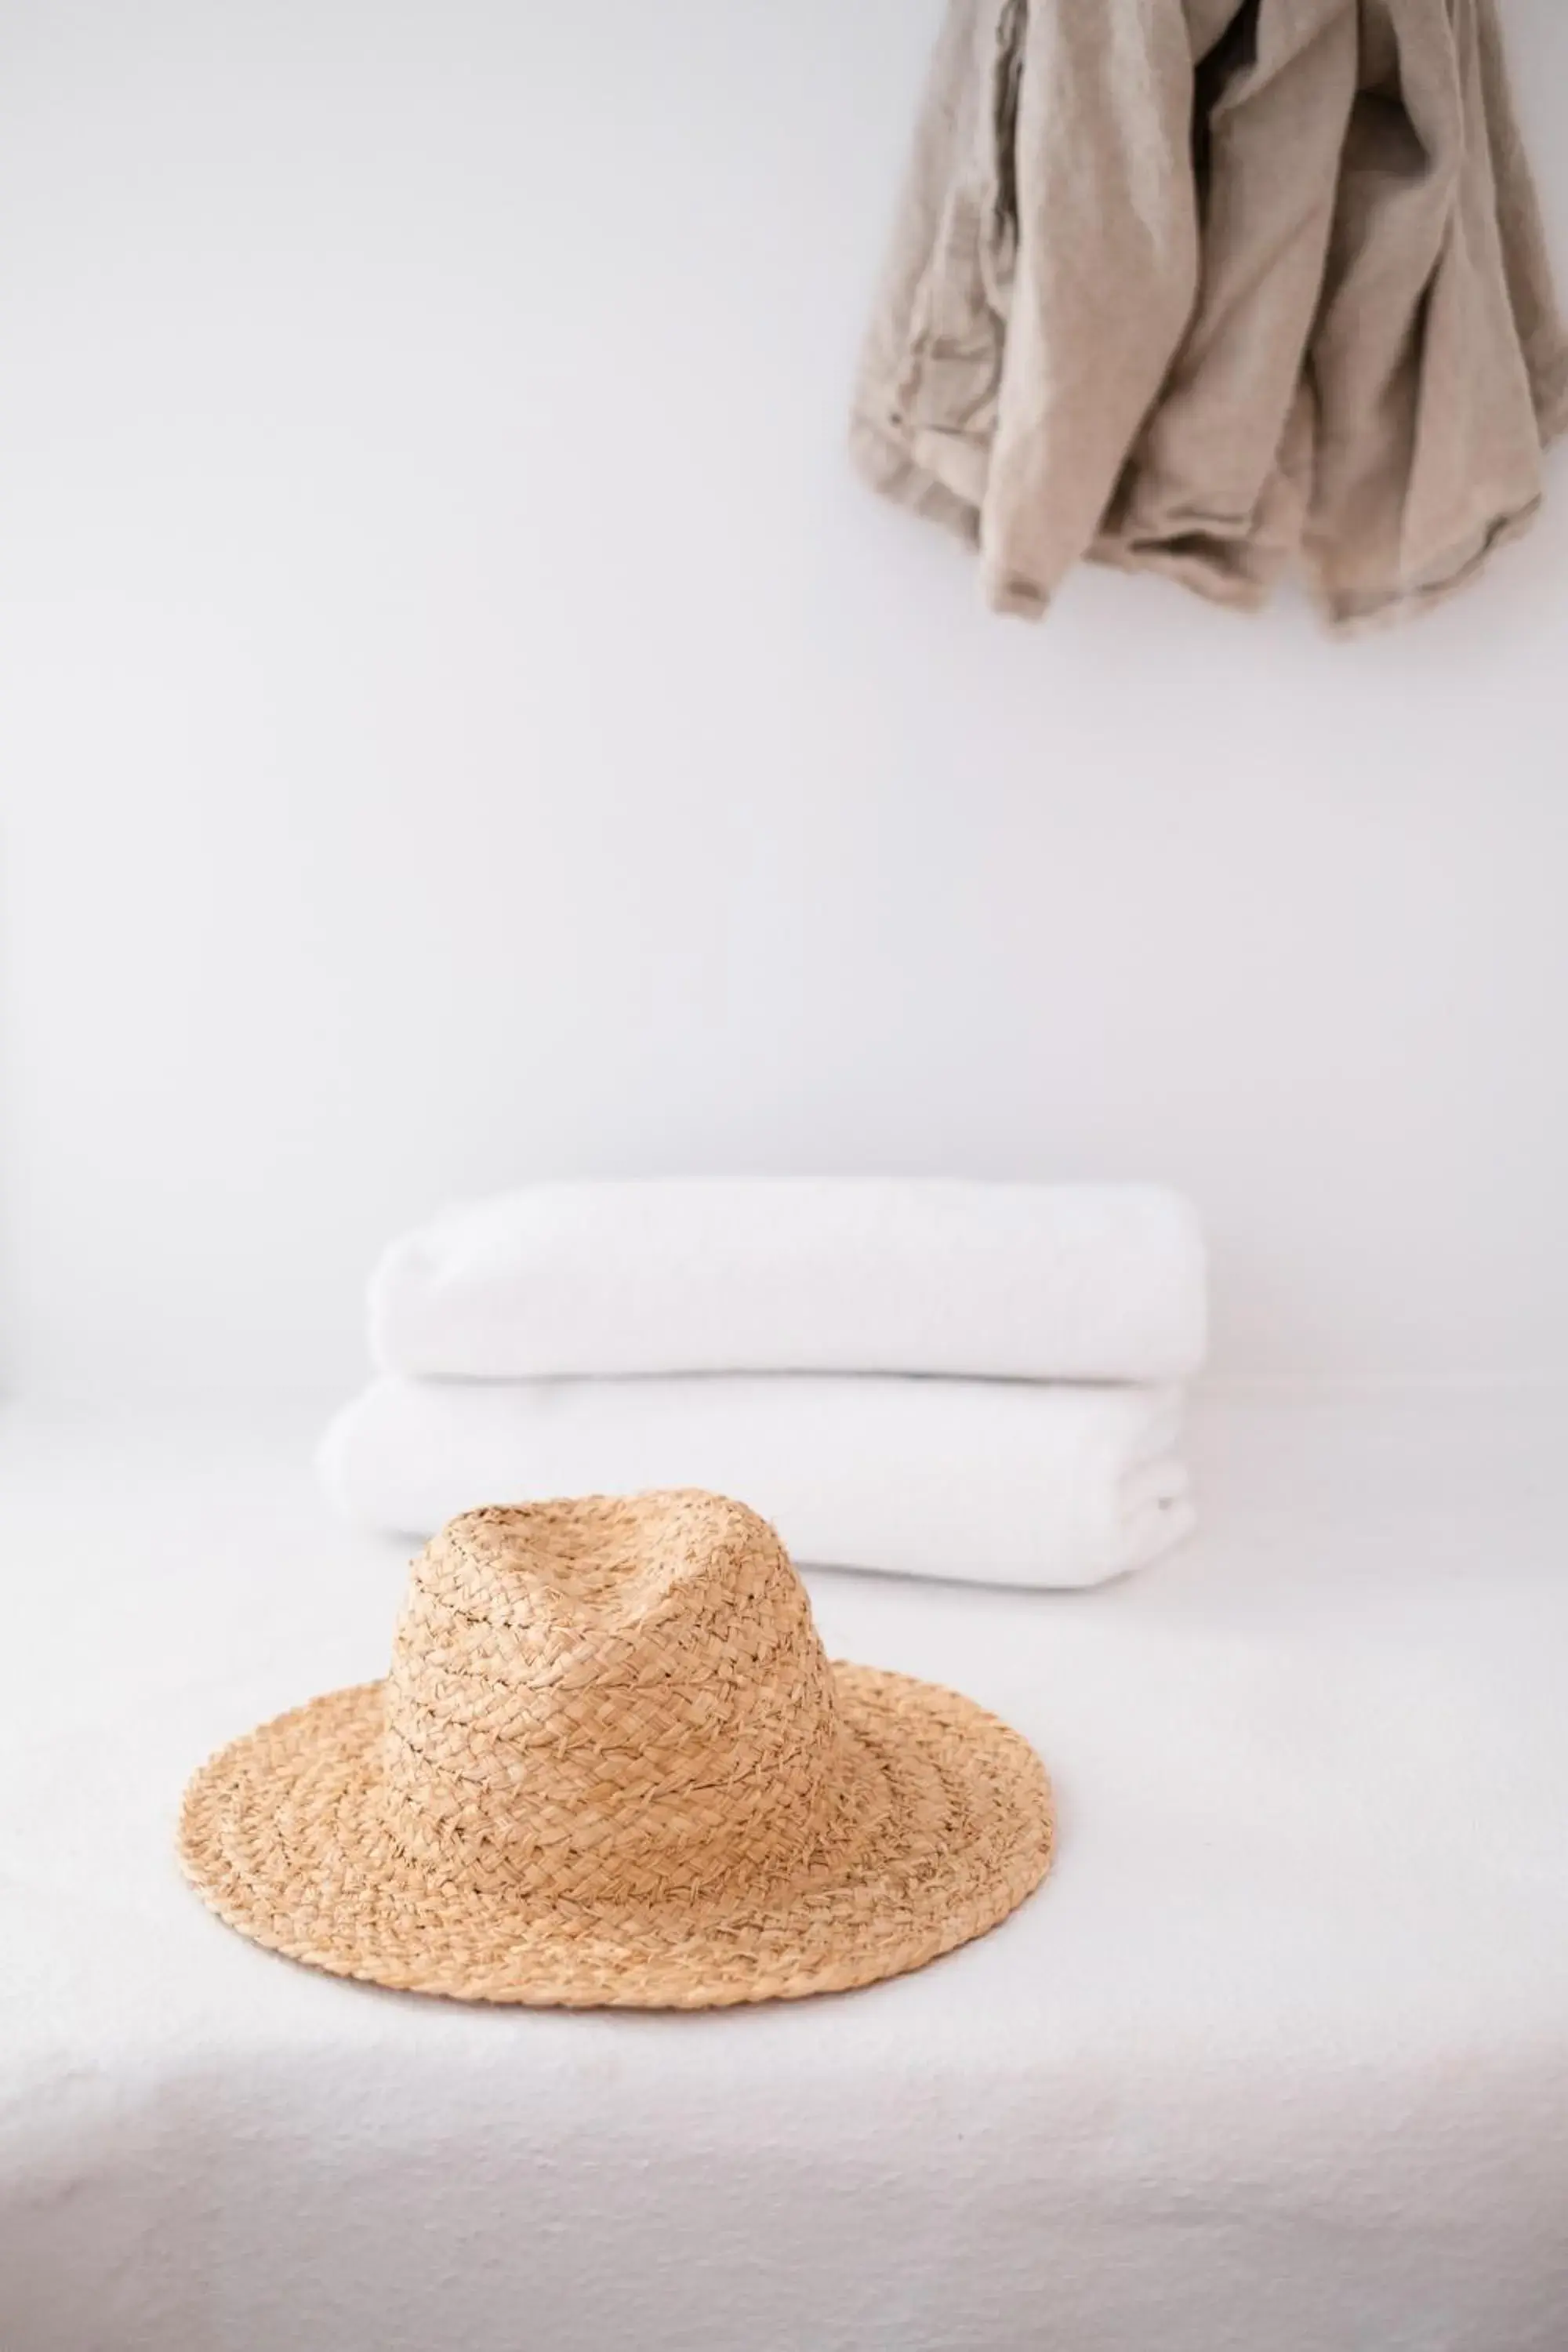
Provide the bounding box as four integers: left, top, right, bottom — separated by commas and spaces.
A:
368, 1178, 1207, 1384
321, 1372, 1192, 1588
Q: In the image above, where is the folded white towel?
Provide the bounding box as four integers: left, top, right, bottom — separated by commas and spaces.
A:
321, 1374, 1193, 1588
368, 1179, 1207, 1383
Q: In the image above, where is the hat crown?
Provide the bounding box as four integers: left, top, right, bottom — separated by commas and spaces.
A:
380, 1491, 858, 1907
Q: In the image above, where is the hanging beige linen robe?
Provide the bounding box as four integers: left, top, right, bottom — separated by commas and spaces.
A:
1307, 0, 1567, 626
851, 0, 1209, 618
1097, 0, 1359, 609
852, 0, 1566, 629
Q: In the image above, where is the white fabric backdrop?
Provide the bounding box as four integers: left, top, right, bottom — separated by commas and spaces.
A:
3, 1392, 1566, 2352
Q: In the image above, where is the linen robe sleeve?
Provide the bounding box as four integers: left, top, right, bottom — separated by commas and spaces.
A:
849, 0, 1004, 546
978, 0, 1202, 616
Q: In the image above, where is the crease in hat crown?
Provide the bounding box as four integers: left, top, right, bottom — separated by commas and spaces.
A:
378, 1490, 875, 1908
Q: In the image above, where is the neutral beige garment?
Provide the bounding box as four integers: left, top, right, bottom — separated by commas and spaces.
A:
849, 0, 1007, 553
852, 0, 1204, 617
1479, 0, 1568, 444
977, 0, 1204, 614
1098, 0, 1359, 610
852, 0, 1566, 630
1306, 0, 1561, 626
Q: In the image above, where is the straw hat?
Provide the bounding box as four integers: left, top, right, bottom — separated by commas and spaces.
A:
179, 1490, 1054, 2008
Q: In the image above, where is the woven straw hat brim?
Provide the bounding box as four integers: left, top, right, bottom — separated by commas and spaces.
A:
179, 1664, 1054, 2009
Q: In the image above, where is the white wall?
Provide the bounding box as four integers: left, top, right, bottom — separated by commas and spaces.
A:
2, 0, 1566, 1402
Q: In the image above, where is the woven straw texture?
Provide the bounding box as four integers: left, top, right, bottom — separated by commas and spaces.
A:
179, 1491, 1054, 2008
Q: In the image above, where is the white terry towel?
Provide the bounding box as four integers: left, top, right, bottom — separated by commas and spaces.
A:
368, 1179, 1207, 1384
321, 1374, 1193, 1588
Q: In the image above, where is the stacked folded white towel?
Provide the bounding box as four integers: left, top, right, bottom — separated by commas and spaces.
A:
321, 1179, 1207, 1588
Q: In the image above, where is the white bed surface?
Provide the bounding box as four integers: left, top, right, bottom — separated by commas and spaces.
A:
2, 1389, 1566, 2352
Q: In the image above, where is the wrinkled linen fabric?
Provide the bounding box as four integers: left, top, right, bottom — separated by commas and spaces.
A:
851, 0, 1204, 618
1098, 0, 1359, 610
1479, 0, 1568, 443
853, 0, 1566, 629
1307, 0, 1566, 626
